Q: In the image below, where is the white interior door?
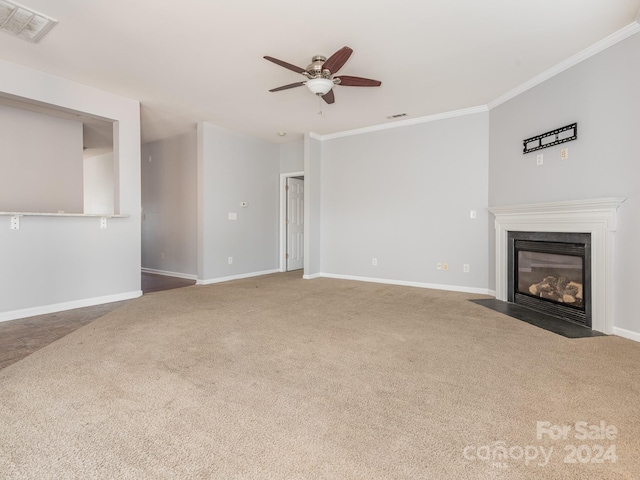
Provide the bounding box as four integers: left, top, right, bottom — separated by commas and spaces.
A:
286, 177, 304, 271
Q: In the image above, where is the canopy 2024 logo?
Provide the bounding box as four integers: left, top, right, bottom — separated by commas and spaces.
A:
463, 420, 618, 469
537, 420, 617, 465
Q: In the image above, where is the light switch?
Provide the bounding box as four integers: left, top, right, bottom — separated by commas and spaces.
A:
228, 213, 237, 220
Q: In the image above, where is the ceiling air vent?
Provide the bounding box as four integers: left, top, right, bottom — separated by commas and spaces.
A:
0, 1, 57, 43
387, 113, 408, 119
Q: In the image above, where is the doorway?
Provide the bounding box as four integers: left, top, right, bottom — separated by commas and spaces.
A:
279, 172, 304, 272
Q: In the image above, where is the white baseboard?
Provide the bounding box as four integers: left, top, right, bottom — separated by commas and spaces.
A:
196, 269, 280, 286
303, 273, 322, 280
317, 273, 492, 296
141, 268, 198, 281
0, 290, 143, 323
613, 327, 640, 343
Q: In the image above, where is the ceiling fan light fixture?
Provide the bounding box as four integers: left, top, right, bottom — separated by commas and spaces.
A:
306, 78, 333, 96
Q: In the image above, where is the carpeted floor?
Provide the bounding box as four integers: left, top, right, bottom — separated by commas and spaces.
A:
1, 272, 639, 479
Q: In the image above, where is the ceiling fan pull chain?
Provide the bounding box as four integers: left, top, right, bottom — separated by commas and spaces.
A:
318, 95, 323, 116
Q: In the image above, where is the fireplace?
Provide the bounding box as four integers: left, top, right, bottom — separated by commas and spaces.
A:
489, 197, 625, 334
507, 231, 591, 327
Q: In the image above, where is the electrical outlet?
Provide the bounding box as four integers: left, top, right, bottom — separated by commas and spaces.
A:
560, 148, 569, 160
470, 210, 477, 219
372, 258, 378, 266
536, 154, 544, 166
443, 263, 449, 271
436, 263, 442, 270
463, 264, 470, 273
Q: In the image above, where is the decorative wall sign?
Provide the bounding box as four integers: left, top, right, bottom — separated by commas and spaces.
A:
523, 123, 577, 154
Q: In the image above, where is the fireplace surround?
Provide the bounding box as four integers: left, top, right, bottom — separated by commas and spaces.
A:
489, 198, 625, 334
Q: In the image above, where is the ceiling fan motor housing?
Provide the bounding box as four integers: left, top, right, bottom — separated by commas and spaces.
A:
307, 55, 329, 78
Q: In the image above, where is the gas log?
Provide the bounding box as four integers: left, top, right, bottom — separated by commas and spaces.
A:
529, 276, 583, 304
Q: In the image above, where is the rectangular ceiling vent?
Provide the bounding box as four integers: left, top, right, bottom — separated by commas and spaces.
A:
0, 1, 57, 43
387, 113, 408, 119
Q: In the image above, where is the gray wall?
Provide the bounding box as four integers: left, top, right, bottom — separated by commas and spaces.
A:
319, 113, 489, 289
198, 122, 280, 282
304, 134, 322, 277
280, 139, 304, 173
0, 58, 141, 320
142, 131, 198, 277
488, 32, 640, 335
84, 152, 115, 215
0, 105, 83, 213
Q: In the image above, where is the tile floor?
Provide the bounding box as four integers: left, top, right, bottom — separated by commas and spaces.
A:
0, 273, 195, 370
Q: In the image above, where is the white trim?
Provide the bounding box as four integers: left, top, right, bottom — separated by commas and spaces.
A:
309, 106, 488, 141
613, 327, 640, 343
196, 269, 280, 286
303, 273, 322, 280
318, 273, 491, 295
489, 197, 627, 216
488, 22, 640, 110
0, 290, 142, 323
489, 197, 626, 334
279, 171, 305, 273
141, 268, 197, 281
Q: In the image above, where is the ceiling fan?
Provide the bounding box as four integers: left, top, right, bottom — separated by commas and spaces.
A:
264, 46, 381, 104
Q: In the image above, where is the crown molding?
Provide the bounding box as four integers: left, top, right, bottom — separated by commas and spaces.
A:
488, 21, 640, 110
307, 22, 639, 142
310, 105, 488, 141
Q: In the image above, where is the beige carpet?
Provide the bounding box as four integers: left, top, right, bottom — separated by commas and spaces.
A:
1, 272, 639, 479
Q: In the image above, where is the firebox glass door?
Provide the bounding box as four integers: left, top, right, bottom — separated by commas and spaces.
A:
517, 251, 584, 310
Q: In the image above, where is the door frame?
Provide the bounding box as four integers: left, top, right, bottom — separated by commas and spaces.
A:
279, 171, 305, 272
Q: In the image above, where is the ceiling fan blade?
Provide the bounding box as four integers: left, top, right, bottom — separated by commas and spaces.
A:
336, 75, 382, 87
269, 82, 306, 92
263, 56, 306, 74
322, 89, 335, 104
322, 46, 353, 74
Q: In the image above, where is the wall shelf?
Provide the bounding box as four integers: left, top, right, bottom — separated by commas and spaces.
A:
1, 212, 129, 230
0, 212, 128, 218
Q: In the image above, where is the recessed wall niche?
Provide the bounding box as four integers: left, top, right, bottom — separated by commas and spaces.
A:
0, 94, 117, 215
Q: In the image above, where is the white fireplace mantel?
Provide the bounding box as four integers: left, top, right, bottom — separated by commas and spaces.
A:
489, 197, 626, 334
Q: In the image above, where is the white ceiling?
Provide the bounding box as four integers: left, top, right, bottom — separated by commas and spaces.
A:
1, 0, 639, 145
